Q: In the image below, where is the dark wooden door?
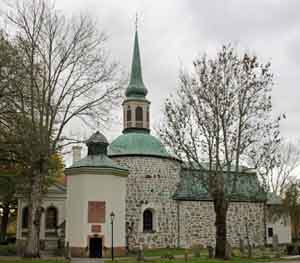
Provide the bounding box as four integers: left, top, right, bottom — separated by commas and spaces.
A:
89, 237, 102, 258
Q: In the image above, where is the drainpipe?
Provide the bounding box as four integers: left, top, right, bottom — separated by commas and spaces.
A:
263, 202, 267, 245
177, 201, 180, 248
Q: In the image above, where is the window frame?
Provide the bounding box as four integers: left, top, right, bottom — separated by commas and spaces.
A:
45, 206, 58, 230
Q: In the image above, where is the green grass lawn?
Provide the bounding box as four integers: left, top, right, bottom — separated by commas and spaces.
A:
0, 246, 295, 263
105, 257, 288, 263
0, 256, 295, 263
109, 247, 294, 263
129, 247, 283, 258
0, 260, 67, 263
142, 248, 192, 257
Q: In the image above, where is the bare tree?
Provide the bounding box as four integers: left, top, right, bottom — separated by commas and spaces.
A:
271, 140, 300, 195
283, 182, 300, 240
0, 0, 122, 257
159, 45, 281, 258
250, 136, 300, 196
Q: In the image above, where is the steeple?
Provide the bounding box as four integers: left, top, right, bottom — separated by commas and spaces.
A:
125, 25, 148, 98
123, 20, 150, 134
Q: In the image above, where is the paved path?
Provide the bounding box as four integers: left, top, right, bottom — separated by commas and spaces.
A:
282, 256, 300, 260
71, 257, 104, 263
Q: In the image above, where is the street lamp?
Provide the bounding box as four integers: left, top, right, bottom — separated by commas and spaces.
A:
110, 212, 115, 260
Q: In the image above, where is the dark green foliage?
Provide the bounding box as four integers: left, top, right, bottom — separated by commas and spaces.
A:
0, 244, 17, 256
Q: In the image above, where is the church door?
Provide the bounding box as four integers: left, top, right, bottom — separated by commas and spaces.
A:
89, 237, 102, 258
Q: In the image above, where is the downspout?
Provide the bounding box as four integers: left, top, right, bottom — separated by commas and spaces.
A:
177, 201, 180, 248
263, 202, 267, 245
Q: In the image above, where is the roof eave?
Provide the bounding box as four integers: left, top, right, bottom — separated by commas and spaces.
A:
65, 166, 129, 177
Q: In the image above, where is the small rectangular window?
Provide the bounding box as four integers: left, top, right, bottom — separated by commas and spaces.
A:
268, 227, 273, 237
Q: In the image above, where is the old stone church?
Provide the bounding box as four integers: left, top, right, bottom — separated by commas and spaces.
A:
16, 28, 291, 257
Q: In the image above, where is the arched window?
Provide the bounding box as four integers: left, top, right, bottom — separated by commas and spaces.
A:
22, 207, 29, 228
143, 209, 153, 232
127, 106, 131, 122
135, 107, 143, 122
46, 206, 58, 229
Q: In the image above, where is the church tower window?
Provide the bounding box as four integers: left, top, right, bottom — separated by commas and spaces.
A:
136, 106, 143, 121
127, 106, 131, 122
146, 108, 149, 122
135, 106, 143, 128
143, 209, 153, 232
46, 206, 58, 229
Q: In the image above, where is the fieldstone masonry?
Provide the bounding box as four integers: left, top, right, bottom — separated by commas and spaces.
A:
112, 156, 265, 249
179, 201, 264, 248
112, 156, 181, 249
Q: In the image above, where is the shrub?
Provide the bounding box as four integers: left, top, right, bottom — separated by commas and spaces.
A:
0, 244, 17, 256
286, 244, 296, 255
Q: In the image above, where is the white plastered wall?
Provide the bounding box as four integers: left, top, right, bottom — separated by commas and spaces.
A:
66, 173, 126, 249
266, 214, 291, 244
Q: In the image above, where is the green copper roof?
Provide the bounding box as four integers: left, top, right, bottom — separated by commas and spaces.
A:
67, 131, 129, 173
173, 168, 266, 202
86, 131, 108, 145
108, 132, 170, 158
125, 30, 148, 98
267, 192, 282, 205
86, 131, 109, 155
68, 154, 128, 172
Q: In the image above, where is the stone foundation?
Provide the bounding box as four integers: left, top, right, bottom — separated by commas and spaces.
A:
70, 247, 87, 257
16, 239, 26, 256
70, 246, 127, 257
103, 247, 127, 257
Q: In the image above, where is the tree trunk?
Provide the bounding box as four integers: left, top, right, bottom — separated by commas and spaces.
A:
214, 197, 228, 259
24, 176, 43, 258
0, 202, 10, 240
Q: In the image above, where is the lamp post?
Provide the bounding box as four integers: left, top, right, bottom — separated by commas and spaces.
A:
110, 212, 115, 260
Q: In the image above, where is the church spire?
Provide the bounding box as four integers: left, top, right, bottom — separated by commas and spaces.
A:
125, 20, 148, 98
123, 20, 150, 133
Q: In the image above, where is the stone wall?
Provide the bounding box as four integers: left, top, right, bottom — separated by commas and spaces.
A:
112, 156, 265, 249
112, 156, 181, 249
178, 201, 265, 248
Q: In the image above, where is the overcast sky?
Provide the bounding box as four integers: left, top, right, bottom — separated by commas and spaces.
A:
4, 0, 300, 151
54, 0, 299, 141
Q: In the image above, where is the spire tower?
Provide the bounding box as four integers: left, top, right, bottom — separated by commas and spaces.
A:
123, 21, 150, 133
125, 20, 148, 98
